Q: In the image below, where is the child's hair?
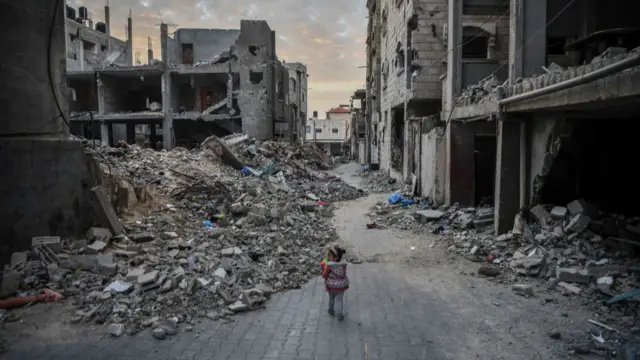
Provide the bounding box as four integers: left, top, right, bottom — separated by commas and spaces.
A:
328, 245, 345, 261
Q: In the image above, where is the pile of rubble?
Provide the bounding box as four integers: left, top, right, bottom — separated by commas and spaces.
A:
1, 136, 365, 339
359, 170, 401, 194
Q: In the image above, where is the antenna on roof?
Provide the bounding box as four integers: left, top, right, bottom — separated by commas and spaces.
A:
157, 12, 179, 28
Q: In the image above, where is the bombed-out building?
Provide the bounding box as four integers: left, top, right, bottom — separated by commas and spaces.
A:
365, 0, 640, 235
66, 7, 295, 149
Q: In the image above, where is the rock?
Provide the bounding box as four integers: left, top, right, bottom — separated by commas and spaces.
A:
301, 201, 317, 212
567, 199, 598, 219
126, 267, 146, 282
414, 210, 444, 223
221, 247, 242, 257
530, 205, 552, 225
138, 270, 160, 286
277, 246, 287, 256
107, 323, 125, 337
564, 214, 590, 233
510, 255, 546, 276
86, 240, 107, 254
97, 253, 118, 275
86, 227, 112, 242
550, 206, 567, 220
478, 266, 501, 277
130, 233, 155, 243
214, 267, 227, 280
557, 281, 581, 294
228, 300, 249, 313
556, 266, 591, 284
597, 276, 614, 295
162, 231, 179, 239
152, 327, 167, 340
512, 284, 534, 297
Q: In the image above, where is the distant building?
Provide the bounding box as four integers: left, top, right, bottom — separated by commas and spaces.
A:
305, 106, 350, 156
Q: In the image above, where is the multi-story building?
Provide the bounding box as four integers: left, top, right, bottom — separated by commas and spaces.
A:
283, 62, 308, 144
365, 0, 382, 167
306, 107, 349, 156
444, 0, 640, 234
66, 5, 298, 149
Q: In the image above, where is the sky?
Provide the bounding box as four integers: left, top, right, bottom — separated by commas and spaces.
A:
72, 0, 367, 118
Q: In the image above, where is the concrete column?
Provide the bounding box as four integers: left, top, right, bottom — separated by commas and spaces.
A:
76, 40, 85, 71
519, 118, 528, 208
160, 24, 168, 63
104, 5, 110, 36
509, 0, 547, 82
147, 36, 153, 64
494, 117, 522, 235
161, 74, 173, 149
127, 13, 133, 66
126, 123, 135, 144
149, 124, 157, 150
445, 0, 462, 109
445, 121, 475, 205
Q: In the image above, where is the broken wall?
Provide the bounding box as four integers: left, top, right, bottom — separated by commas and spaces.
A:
69, 78, 98, 112
171, 29, 241, 65
171, 73, 236, 113
421, 126, 446, 204
101, 75, 162, 113
233, 20, 276, 140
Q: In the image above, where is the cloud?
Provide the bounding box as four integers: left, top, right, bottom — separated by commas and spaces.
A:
74, 0, 366, 113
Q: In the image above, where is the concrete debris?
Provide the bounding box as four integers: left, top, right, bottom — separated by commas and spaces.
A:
359, 170, 401, 193
4, 137, 364, 336
512, 284, 534, 297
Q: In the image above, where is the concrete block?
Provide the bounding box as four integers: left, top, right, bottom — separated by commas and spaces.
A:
530, 205, 552, 225
97, 253, 117, 276
87, 240, 107, 254
567, 199, 598, 219
86, 227, 112, 242
126, 267, 146, 282
512, 284, 534, 297
10, 252, 28, 269
550, 206, 567, 220
89, 186, 124, 235
564, 214, 590, 233
414, 209, 444, 223
138, 270, 159, 286
557, 281, 582, 294
32, 236, 61, 253
68, 255, 98, 271
556, 266, 592, 284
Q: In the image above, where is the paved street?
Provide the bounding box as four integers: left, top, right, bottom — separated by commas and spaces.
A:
1, 164, 598, 360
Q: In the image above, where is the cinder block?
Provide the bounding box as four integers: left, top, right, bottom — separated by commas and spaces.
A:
32, 236, 61, 253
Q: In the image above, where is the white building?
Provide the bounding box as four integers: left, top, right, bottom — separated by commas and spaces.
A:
305, 106, 350, 156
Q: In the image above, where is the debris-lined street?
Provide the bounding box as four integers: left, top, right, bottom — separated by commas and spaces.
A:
2, 160, 628, 360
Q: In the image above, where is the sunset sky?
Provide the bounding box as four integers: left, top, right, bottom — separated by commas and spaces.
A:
72, 0, 367, 117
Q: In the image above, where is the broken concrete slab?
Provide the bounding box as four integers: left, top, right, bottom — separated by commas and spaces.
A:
107, 323, 125, 337
97, 253, 117, 275
564, 214, 590, 233
130, 232, 155, 243
31, 236, 61, 253
138, 270, 160, 286
557, 281, 582, 294
86, 240, 107, 254
530, 205, 552, 225
86, 227, 112, 242
550, 206, 567, 220
414, 209, 444, 223
510, 255, 546, 276
567, 199, 598, 219
89, 186, 124, 235
556, 266, 592, 284
512, 284, 534, 297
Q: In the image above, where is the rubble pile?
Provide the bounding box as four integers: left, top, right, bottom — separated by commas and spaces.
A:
455, 74, 502, 107
359, 170, 401, 193
2, 136, 365, 338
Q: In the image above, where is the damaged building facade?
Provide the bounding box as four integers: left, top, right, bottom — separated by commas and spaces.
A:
365, 0, 509, 203
443, 0, 640, 234
365, 0, 640, 235
67, 7, 300, 149
282, 62, 308, 144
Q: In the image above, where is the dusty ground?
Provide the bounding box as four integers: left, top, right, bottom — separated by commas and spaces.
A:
0, 163, 605, 360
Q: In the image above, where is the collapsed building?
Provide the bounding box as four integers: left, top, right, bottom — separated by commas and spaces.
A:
66, 5, 306, 149
364, 0, 640, 235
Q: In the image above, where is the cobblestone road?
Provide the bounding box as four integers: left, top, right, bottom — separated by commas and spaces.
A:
1, 164, 597, 360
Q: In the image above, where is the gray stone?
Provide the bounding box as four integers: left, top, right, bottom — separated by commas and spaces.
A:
138, 270, 160, 285
277, 246, 287, 256
556, 266, 592, 284
221, 247, 242, 257
86, 240, 107, 254
126, 267, 146, 282
567, 199, 598, 219
167, 249, 179, 258
557, 281, 582, 294
214, 267, 227, 279
550, 206, 567, 220
10, 252, 27, 269
107, 323, 125, 337
86, 227, 112, 242
530, 205, 552, 225
564, 214, 590, 233
510, 255, 546, 276
512, 284, 534, 297
152, 327, 167, 340
130, 232, 155, 243
301, 201, 317, 212
31, 236, 61, 253
67, 255, 98, 271
228, 300, 249, 313
414, 210, 444, 223
97, 253, 118, 275
162, 231, 179, 239
0, 269, 22, 296
248, 213, 268, 226
597, 276, 614, 294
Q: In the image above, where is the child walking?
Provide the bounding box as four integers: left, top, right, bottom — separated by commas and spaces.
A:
321, 245, 349, 321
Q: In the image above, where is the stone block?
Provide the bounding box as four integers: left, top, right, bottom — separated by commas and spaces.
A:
550, 206, 567, 221
68, 255, 98, 271
512, 284, 534, 297
86, 227, 112, 242
97, 253, 117, 276
87, 240, 107, 254
556, 266, 592, 284
126, 267, 146, 282
0, 269, 22, 296
138, 270, 159, 286
564, 214, 590, 233
530, 205, 552, 225
90, 186, 124, 235
567, 199, 598, 219
130, 232, 155, 243
31, 236, 61, 253
414, 209, 444, 223
557, 281, 581, 294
